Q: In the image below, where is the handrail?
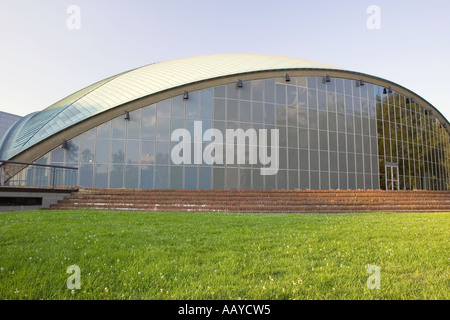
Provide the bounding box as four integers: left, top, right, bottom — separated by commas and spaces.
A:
0, 160, 78, 170
0, 160, 78, 188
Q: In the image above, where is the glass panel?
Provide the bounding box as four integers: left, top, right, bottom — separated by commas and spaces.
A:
199, 167, 211, 189
111, 140, 125, 164
186, 92, 199, 119
200, 88, 213, 120
288, 148, 299, 170
156, 141, 169, 165
65, 137, 80, 163
156, 117, 170, 141
97, 121, 111, 139
264, 103, 275, 124
214, 86, 226, 98
276, 105, 286, 125
227, 99, 239, 121
252, 170, 264, 190
126, 140, 140, 164
51, 147, 64, 163
227, 83, 239, 100
252, 80, 264, 102
253, 102, 264, 124
141, 141, 155, 164
240, 81, 251, 101
142, 104, 156, 140
185, 166, 198, 190
125, 165, 139, 189
155, 166, 168, 189
172, 95, 185, 118
276, 84, 286, 105
289, 170, 299, 189
308, 89, 318, 109
80, 164, 93, 188
213, 98, 226, 120
157, 100, 171, 118
110, 164, 123, 188
240, 100, 251, 122
141, 165, 153, 189
170, 166, 183, 189
127, 109, 141, 139
240, 168, 252, 190
95, 139, 109, 163
310, 171, 319, 190
112, 117, 125, 139
226, 167, 239, 189
213, 167, 225, 189
264, 79, 275, 103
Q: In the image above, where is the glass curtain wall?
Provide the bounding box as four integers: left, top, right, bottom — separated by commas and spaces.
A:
31, 76, 450, 190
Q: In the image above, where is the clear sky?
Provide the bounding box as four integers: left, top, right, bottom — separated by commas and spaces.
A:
1, 0, 449, 121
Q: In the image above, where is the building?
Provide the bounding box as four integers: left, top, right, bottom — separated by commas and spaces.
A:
0, 111, 22, 141
0, 54, 449, 191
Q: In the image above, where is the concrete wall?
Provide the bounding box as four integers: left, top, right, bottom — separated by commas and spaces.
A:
0, 187, 77, 212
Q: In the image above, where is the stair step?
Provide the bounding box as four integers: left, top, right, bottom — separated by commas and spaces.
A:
50, 188, 450, 213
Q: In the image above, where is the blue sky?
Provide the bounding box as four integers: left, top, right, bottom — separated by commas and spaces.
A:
1, 0, 449, 120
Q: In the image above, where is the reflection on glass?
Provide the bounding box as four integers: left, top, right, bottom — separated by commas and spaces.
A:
30, 77, 449, 191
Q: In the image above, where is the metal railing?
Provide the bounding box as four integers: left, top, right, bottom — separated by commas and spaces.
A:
0, 160, 78, 188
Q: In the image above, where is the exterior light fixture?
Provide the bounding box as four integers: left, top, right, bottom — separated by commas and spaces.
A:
388, 87, 392, 94
411, 97, 415, 103
285, 74, 291, 82
406, 98, 410, 104
383, 88, 387, 94
62, 140, 68, 150
359, 79, 365, 86
124, 110, 130, 120
237, 79, 243, 88
325, 75, 331, 83
183, 91, 189, 100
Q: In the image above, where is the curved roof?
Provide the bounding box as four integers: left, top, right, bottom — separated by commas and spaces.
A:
1, 54, 448, 162
0, 54, 343, 160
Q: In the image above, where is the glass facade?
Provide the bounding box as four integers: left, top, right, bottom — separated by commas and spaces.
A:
30, 76, 450, 190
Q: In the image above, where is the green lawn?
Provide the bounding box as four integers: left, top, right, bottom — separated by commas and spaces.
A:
0, 210, 449, 300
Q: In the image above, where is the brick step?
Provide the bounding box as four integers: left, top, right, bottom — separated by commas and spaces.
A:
50, 203, 450, 213
51, 201, 450, 209
66, 193, 450, 201
57, 198, 450, 207
51, 189, 450, 213
74, 189, 450, 196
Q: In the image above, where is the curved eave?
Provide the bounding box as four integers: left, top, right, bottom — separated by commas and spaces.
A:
3, 65, 450, 165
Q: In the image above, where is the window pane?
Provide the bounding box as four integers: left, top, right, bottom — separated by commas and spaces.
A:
142, 104, 156, 140
127, 109, 141, 139
185, 166, 198, 189
200, 89, 213, 120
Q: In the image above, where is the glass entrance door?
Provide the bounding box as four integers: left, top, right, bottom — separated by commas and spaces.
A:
385, 163, 399, 191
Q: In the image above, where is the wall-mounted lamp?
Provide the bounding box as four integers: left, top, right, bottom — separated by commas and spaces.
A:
406, 98, 410, 104
383, 88, 387, 94
325, 75, 331, 83
124, 110, 130, 120
388, 87, 392, 94
62, 140, 68, 150
183, 90, 189, 100
237, 79, 243, 88
411, 97, 415, 103
285, 74, 291, 82
359, 79, 365, 86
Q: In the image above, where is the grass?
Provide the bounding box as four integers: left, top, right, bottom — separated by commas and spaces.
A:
0, 210, 449, 300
